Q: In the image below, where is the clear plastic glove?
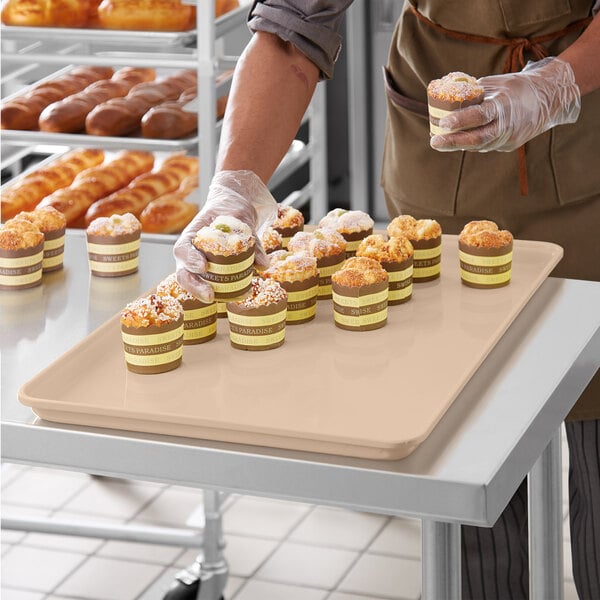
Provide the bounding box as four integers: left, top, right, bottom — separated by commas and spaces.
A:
430, 57, 581, 152
174, 170, 277, 303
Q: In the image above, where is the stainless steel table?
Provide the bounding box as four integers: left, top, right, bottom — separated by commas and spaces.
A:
2, 231, 599, 600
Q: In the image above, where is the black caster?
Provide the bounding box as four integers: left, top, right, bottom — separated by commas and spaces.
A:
163, 568, 224, 600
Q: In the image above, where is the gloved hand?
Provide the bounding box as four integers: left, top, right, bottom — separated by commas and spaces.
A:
430, 57, 581, 152
174, 170, 277, 303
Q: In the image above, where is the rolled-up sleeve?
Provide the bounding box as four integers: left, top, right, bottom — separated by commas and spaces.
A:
248, 1, 354, 79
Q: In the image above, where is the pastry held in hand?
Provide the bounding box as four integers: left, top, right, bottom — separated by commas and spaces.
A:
427, 72, 484, 136
458, 220, 513, 288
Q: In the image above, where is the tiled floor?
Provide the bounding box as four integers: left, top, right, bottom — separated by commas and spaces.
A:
1, 430, 579, 600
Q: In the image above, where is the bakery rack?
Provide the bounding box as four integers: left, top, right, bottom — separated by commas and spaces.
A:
1, 1, 328, 218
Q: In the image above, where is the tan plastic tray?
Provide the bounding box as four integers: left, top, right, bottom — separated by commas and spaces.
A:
19, 236, 563, 460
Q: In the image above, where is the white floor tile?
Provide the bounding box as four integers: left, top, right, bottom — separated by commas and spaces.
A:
97, 539, 183, 565
55, 556, 164, 600
2, 543, 12, 555
369, 518, 421, 560
63, 478, 161, 520
329, 593, 389, 600
133, 486, 204, 527
339, 553, 421, 600
223, 496, 311, 539
290, 507, 387, 551
1, 545, 86, 592
256, 541, 358, 589
0, 589, 45, 600
1, 463, 27, 489
234, 579, 328, 600
2, 469, 88, 511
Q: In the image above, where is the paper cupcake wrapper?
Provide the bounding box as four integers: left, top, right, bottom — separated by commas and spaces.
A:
122, 316, 184, 374
181, 298, 217, 344
273, 224, 303, 249
278, 275, 319, 324
216, 302, 228, 318
316, 252, 346, 299
42, 227, 65, 272
458, 240, 513, 289
265, 242, 283, 254
226, 297, 287, 351
0, 243, 44, 290
87, 231, 140, 278
332, 280, 388, 331
381, 257, 413, 305
342, 228, 373, 258
202, 246, 254, 300
411, 237, 441, 282
428, 94, 483, 136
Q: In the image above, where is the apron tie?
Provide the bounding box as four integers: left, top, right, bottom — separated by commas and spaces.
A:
408, 4, 592, 195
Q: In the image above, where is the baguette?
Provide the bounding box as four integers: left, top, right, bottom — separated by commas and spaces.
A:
140, 193, 198, 233
1, 66, 114, 130
39, 67, 156, 133
1, 148, 104, 221
39, 150, 153, 226
85, 70, 196, 136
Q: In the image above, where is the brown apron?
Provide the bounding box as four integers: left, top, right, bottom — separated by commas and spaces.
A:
380, 0, 599, 421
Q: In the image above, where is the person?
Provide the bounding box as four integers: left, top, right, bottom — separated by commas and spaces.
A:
170, 2, 600, 599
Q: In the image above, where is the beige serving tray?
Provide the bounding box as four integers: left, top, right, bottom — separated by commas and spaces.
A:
19, 236, 562, 460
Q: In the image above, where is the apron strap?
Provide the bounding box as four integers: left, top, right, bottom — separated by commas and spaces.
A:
408, 4, 592, 195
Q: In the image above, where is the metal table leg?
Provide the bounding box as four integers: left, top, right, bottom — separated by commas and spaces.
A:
528, 427, 563, 600
422, 520, 461, 600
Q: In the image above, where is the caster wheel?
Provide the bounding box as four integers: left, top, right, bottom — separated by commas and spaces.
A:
163, 571, 224, 600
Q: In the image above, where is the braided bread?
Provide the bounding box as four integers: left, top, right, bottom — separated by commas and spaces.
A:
39, 150, 154, 226
39, 68, 156, 133
1, 66, 114, 130
1, 148, 104, 221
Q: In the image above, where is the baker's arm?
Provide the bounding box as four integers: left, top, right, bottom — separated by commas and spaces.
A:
430, 14, 600, 152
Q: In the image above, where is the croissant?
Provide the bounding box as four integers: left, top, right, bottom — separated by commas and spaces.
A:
39, 68, 156, 132
1, 66, 114, 130
1, 0, 91, 27
140, 193, 198, 233
1, 148, 104, 220
97, 0, 193, 31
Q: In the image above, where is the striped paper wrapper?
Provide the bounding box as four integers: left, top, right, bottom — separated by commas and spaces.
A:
381, 256, 413, 305
42, 227, 66, 273
121, 315, 184, 374
332, 279, 388, 331
202, 246, 254, 301
87, 231, 140, 278
180, 297, 217, 344
316, 252, 346, 299
277, 274, 319, 324
0, 242, 44, 290
459, 240, 513, 289
226, 296, 287, 351
342, 228, 373, 258
427, 93, 483, 136
411, 236, 441, 282
273, 224, 303, 249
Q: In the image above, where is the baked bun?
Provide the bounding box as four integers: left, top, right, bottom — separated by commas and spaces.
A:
140, 194, 198, 233
1, 0, 90, 27
215, 0, 238, 17
97, 0, 193, 31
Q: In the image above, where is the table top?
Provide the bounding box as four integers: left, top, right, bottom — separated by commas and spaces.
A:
2, 231, 599, 526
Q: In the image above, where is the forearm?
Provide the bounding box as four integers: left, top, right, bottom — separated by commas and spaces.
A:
559, 14, 600, 95
216, 31, 320, 184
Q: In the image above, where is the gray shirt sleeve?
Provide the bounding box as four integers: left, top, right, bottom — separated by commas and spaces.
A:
248, 0, 354, 79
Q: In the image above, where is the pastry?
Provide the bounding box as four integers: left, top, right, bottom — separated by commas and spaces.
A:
11, 206, 66, 272
156, 273, 217, 344
261, 250, 319, 324
120, 293, 184, 374
0, 219, 44, 290
226, 276, 287, 351
331, 256, 389, 331
318, 208, 374, 258
387, 215, 442, 282
1, 0, 91, 27
261, 226, 283, 254
192, 215, 255, 301
288, 228, 346, 299
86, 212, 141, 277
97, 0, 193, 31
272, 205, 304, 249
427, 72, 484, 136
356, 233, 414, 305
458, 220, 513, 288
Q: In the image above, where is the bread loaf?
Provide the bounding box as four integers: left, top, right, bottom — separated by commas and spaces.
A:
1, 66, 114, 130
97, 0, 192, 31
140, 193, 198, 233
1, 0, 90, 27
216, 0, 238, 17
39, 150, 153, 226
1, 148, 104, 220
85, 70, 196, 136
140, 87, 196, 139
39, 68, 156, 133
